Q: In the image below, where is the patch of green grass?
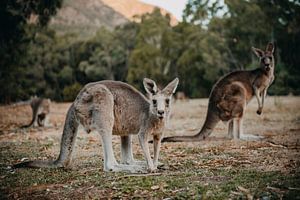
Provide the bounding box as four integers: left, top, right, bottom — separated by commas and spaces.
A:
1, 141, 300, 199
214, 169, 300, 199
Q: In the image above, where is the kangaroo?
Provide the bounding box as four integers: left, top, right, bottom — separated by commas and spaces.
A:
175, 91, 188, 102
162, 43, 275, 142
13, 78, 179, 173
21, 97, 51, 128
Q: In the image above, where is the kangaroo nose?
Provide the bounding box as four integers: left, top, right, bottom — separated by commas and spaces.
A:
158, 110, 164, 115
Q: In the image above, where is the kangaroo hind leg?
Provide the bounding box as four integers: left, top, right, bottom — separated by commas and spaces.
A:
90, 88, 118, 172
120, 135, 134, 164
98, 123, 145, 172
90, 86, 145, 173
231, 118, 243, 140
228, 120, 234, 139
121, 135, 147, 167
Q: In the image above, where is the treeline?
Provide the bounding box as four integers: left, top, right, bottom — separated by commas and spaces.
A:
1, 0, 299, 103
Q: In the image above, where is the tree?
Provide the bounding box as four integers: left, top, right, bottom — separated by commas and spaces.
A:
127, 8, 173, 89
19, 27, 78, 101
256, 0, 300, 94
0, 0, 63, 103
172, 22, 229, 97
2, 0, 298, 102
181, 0, 300, 95
77, 27, 130, 82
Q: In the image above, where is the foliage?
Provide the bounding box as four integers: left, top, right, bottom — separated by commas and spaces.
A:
0, 0, 63, 103
63, 82, 82, 102
256, 0, 300, 95
1, 0, 299, 103
127, 8, 173, 89
182, 0, 300, 95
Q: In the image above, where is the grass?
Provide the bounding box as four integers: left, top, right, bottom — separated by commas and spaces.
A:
0, 140, 299, 199
1, 97, 299, 199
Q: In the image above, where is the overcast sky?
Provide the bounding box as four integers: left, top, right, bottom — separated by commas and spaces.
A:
140, 0, 188, 21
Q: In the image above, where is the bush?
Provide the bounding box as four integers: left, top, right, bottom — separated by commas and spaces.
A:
63, 83, 82, 102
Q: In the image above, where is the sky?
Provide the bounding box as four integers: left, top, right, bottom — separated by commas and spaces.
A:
140, 0, 188, 21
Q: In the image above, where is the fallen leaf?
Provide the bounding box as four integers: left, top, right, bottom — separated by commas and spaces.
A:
151, 185, 160, 190
237, 186, 253, 200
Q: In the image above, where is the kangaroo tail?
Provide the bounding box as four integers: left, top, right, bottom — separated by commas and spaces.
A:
20, 114, 36, 128
13, 104, 79, 169
161, 103, 220, 143
12, 160, 60, 169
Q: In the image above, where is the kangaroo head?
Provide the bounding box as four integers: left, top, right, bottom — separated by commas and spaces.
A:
143, 78, 179, 119
252, 42, 275, 73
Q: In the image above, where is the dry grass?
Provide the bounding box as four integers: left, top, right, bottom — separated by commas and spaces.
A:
0, 96, 299, 199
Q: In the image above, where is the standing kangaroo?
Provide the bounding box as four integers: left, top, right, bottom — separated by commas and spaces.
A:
21, 97, 51, 128
14, 78, 179, 173
162, 43, 275, 142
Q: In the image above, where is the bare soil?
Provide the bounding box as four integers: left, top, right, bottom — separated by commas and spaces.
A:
0, 96, 299, 199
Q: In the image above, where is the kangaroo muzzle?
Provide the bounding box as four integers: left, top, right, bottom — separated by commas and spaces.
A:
157, 110, 165, 118
265, 65, 270, 71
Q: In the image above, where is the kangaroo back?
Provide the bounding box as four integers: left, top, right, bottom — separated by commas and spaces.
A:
13, 104, 79, 168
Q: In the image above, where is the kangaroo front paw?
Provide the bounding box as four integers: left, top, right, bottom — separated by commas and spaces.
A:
147, 167, 158, 173
105, 164, 147, 173
256, 108, 262, 115
146, 162, 158, 173
121, 160, 147, 167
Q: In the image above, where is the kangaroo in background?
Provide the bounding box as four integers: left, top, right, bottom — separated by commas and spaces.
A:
21, 97, 51, 128
162, 43, 275, 142
14, 78, 179, 173
175, 91, 188, 102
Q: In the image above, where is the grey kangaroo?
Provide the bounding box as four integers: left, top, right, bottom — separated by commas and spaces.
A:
21, 97, 51, 128
162, 43, 275, 142
14, 78, 179, 173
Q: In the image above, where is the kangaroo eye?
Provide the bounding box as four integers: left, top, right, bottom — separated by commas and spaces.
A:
165, 99, 170, 105
152, 99, 157, 105
268, 56, 272, 60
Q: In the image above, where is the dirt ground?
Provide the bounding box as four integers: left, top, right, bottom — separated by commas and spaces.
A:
0, 96, 299, 199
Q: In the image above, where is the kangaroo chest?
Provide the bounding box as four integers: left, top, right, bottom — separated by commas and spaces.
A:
254, 74, 273, 91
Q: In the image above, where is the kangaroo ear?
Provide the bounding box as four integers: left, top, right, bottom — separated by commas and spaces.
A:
143, 78, 158, 95
252, 47, 264, 58
266, 42, 274, 53
162, 78, 179, 96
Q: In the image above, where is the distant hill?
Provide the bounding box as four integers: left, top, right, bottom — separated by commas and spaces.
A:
50, 0, 178, 38
101, 0, 178, 25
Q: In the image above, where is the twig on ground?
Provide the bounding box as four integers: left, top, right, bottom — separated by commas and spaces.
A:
117, 173, 162, 179
266, 140, 288, 148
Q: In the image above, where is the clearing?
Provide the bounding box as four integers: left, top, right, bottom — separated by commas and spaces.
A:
0, 96, 299, 199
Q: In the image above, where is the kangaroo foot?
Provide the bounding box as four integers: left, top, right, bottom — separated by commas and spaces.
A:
240, 134, 264, 141
105, 164, 147, 173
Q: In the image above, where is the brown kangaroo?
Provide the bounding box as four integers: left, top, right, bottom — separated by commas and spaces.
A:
21, 97, 51, 128
162, 43, 275, 142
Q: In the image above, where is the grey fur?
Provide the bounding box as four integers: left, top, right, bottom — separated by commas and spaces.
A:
14, 78, 179, 173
